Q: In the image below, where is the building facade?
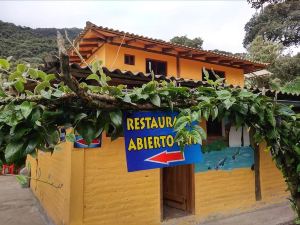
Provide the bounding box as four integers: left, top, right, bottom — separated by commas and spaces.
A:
27, 22, 288, 225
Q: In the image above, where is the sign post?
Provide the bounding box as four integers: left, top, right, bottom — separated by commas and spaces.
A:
123, 111, 203, 172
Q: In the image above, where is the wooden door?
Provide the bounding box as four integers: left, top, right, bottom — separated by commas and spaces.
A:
163, 164, 194, 212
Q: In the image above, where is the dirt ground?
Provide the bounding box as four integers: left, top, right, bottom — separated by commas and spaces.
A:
0, 175, 296, 225
163, 201, 295, 225
0, 175, 48, 225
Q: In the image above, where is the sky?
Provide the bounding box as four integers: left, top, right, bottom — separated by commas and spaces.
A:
0, 1, 258, 53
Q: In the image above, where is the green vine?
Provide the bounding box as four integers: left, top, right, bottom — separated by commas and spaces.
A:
0, 36, 299, 222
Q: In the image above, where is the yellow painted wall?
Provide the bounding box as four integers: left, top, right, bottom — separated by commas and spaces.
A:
194, 168, 255, 217
83, 134, 161, 225
85, 45, 106, 65
193, 143, 288, 219
180, 58, 244, 87
88, 44, 244, 86
104, 44, 177, 75
28, 141, 73, 225
259, 143, 288, 201
28, 138, 288, 225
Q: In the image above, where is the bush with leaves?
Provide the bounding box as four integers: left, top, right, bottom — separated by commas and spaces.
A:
0, 50, 300, 222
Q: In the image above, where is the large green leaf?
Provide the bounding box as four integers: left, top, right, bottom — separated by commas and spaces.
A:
86, 73, 100, 83
100, 73, 111, 86
194, 125, 207, 140
238, 89, 253, 98
150, 94, 161, 107
34, 81, 50, 94
37, 70, 47, 80
12, 125, 31, 140
40, 90, 52, 99
28, 68, 38, 79
238, 103, 248, 115
45, 74, 56, 82
74, 113, 88, 124
0, 59, 10, 70
30, 108, 41, 123
5, 141, 24, 163
266, 109, 276, 127
216, 90, 231, 99
14, 80, 24, 93
109, 110, 122, 127
42, 110, 63, 120
202, 67, 210, 81
174, 116, 190, 131
17, 64, 26, 73
24, 137, 40, 154
189, 130, 202, 144
223, 98, 234, 109
77, 121, 96, 144
16, 175, 28, 186
202, 108, 210, 120
123, 94, 132, 104
8, 71, 22, 81
211, 106, 218, 120
66, 133, 76, 142
44, 128, 60, 147
20, 101, 33, 119
91, 60, 103, 74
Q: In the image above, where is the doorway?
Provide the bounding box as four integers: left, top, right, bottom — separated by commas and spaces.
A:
162, 164, 195, 220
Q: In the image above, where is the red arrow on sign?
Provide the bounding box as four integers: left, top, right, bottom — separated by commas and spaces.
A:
145, 151, 185, 165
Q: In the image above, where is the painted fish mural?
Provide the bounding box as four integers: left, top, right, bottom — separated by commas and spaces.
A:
195, 146, 254, 172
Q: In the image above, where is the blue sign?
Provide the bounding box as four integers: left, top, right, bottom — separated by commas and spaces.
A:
123, 111, 203, 172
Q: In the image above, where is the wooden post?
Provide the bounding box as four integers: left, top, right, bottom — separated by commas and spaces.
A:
250, 129, 262, 201
176, 55, 180, 78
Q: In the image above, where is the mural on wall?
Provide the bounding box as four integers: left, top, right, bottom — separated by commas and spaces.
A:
194, 146, 254, 172
194, 123, 254, 173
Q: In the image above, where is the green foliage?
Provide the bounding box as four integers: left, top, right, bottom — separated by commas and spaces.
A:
247, 0, 284, 9
246, 37, 299, 89
170, 35, 203, 49
16, 175, 28, 186
244, 0, 300, 47
247, 0, 285, 9
282, 77, 300, 94
0, 20, 81, 66
247, 35, 283, 64
0, 59, 300, 219
270, 53, 300, 84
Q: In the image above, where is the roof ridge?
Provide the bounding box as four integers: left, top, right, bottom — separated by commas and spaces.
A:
76, 21, 267, 66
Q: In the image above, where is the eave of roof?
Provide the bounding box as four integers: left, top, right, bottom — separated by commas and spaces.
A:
69, 21, 267, 73
59, 63, 299, 101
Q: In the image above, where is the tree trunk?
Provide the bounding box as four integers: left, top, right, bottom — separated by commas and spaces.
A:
249, 129, 262, 201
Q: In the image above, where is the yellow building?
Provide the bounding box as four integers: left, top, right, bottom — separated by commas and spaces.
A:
28, 22, 288, 225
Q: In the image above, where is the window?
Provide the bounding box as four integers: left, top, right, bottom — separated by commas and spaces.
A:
146, 59, 167, 76
207, 119, 223, 137
206, 118, 224, 144
124, 54, 135, 65
202, 69, 225, 81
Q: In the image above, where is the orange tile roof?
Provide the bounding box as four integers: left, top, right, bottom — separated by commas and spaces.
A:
69, 21, 267, 73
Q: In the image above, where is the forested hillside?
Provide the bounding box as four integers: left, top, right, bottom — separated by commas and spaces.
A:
0, 20, 81, 65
